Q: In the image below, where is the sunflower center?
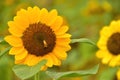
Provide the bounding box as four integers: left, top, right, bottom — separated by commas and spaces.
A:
107, 32, 120, 55
22, 22, 56, 56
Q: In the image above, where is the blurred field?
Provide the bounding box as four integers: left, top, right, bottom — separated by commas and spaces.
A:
0, 0, 120, 80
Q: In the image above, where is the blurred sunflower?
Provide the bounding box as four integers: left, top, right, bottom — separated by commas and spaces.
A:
117, 69, 120, 80
82, 0, 112, 16
5, 0, 14, 5
96, 20, 120, 67
5, 6, 71, 70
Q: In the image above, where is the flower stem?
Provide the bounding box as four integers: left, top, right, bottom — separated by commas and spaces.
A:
34, 72, 40, 80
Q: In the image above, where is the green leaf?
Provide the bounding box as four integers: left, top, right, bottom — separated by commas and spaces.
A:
46, 64, 99, 80
71, 38, 96, 45
0, 37, 7, 44
13, 60, 47, 80
0, 40, 7, 44
0, 47, 11, 57
0, 37, 4, 43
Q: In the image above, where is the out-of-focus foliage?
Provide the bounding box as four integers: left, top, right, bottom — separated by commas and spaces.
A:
13, 60, 47, 80
46, 64, 99, 80
0, 0, 120, 80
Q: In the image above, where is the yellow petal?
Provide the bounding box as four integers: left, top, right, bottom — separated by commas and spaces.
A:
29, 56, 42, 66
57, 33, 71, 38
53, 46, 67, 60
27, 6, 41, 24
55, 25, 69, 35
8, 25, 23, 37
15, 49, 28, 60
13, 16, 29, 30
15, 58, 25, 64
100, 26, 112, 38
117, 69, 120, 80
49, 53, 61, 66
39, 8, 48, 24
109, 55, 120, 67
24, 54, 41, 66
16, 9, 30, 28
56, 38, 71, 51
50, 16, 63, 31
4, 35, 23, 47
9, 47, 25, 55
96, 50, 104, 58
24, 54, 32, 66
45, 9, 58, 26
17, 9, 27, 16
8, 21, 27, 32
110, 20, 120, 32
56, 38, 71, 45
43, 54, 53, 67
97, 36, 107, 50
56, 44, 71, 52
101, 54, 112, 64
56, 38, 71, 48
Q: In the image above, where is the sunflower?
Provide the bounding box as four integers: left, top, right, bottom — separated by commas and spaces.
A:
5, 6, 71, 70
96, 20, 120, 67
82, 0, 112, 16
117, 69, 120, 80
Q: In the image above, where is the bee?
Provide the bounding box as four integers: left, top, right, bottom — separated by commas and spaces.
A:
43, 40, 48, 48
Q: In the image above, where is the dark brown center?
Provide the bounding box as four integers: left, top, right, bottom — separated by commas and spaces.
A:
107, 32, 120, 55
22, 22, 56, 56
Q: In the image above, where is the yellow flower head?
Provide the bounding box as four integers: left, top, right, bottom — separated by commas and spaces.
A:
5, 6, 71, 70
117, 69, 120, 80
83, 0, 112, 16
96, 20, 120, 67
